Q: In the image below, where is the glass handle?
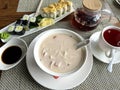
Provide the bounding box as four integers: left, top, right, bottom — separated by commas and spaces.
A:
101, 0, 114, 23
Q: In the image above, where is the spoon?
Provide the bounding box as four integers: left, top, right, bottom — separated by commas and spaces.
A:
76, 39, 90, 50
107, 49, 116, 72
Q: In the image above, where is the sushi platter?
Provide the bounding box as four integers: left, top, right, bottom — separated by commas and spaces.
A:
0, 0, 74, 43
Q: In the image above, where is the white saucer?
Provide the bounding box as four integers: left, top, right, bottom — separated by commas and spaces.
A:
26, 31, 93, 90
90, 31, 120, 64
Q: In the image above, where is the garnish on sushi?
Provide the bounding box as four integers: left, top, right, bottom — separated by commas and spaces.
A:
0, 32, 11, 43
38, 18, 54, 27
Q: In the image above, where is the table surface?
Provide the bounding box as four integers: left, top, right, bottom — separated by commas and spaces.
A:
0, 0, 120, 90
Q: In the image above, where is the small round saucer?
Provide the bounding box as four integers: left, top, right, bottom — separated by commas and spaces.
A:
90, 31, 120, 64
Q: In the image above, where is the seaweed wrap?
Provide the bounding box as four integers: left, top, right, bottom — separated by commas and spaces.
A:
0, 32, 11, 43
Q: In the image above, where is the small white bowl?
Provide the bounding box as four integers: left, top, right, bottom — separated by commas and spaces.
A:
34, 28, 88, 76
0, 37, 28, 70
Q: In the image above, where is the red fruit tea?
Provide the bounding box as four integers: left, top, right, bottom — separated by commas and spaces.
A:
103, 29, 120, 47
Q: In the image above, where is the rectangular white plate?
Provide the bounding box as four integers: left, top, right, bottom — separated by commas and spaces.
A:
0, 8, 74, 41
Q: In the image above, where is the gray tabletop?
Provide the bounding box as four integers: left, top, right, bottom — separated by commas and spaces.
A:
1, 0, 120, 90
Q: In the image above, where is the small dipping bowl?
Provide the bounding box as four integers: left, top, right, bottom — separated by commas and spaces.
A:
34, 28, 88, 77
0, 37, 28, 70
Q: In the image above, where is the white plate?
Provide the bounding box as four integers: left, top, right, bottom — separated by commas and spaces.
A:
26, 30, 93, 90
0, 8, 74, 40
115, 0, 120, 5
90, 31, 120, 64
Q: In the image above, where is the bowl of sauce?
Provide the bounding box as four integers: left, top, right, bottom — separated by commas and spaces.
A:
34, 28, 88, 76
0, 38, 28, 70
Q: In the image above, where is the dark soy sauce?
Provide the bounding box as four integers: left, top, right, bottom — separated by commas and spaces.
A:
2, 46, 22, 64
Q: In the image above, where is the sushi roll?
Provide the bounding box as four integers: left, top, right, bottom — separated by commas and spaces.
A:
22, 14, 30, 21
61, 2, 68, 14
54, 3, 63, 17
21, 15, 31, 30
58, 0, 67, 14
29, 16, 36, 23
28, 16, 38, 29
0, 32, 11, 43
49, 8, 57, 18
66, 0, 73, 12
22, 14, 29, 26
48, 4, 57, 18
41, 0, 73, 18
42, 7, 50, 18
42, 3, 60, 18
8, 26, 15, 34
58, 0, 65, 3
15, 25, 25, 35
21, 15, 30, 26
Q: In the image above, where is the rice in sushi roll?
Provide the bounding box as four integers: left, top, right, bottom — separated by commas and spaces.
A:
48, 4, 57, 18
58, 0, 67, 14
54, 3, 63, 17
29, 16, 36, 22
22, 15, 30, 21
62, 3, 68, 14
15, 25, 25, 35
66, 0, 73, 12
42, 7, 50, 18
8, 26, 15, 34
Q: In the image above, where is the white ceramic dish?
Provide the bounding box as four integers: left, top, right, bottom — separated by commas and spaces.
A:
90, 31, 120, 64
34, 28, 88, 77
0, 8, 74, 41
26, 29, 93, 89
0, 37, 28, 70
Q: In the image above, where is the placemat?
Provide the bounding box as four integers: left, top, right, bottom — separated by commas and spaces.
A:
17, 0, 81, 12
17, 0, 120, 20
0, 21, 120, 90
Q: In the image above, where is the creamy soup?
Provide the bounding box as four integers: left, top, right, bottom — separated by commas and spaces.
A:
39, 34, 83, 73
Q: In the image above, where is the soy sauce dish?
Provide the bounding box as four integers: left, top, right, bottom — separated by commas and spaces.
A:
0, 38, 28, 70
34, 28, 88, 77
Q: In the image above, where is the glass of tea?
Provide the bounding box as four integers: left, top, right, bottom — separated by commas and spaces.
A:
98, 26, 120, 72
98, 26, 120, 53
